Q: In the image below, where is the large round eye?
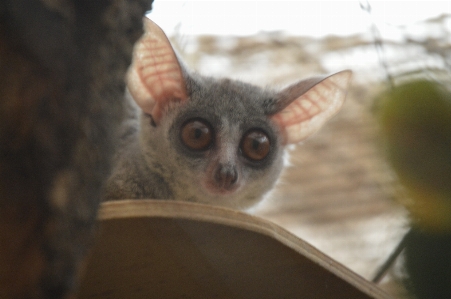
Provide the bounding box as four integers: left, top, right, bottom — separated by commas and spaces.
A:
181, 119, 213, 151
241, 130, 271, 161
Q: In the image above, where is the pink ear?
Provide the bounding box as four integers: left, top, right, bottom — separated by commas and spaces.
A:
126, 17, 187, 124
271, 70, 352, 144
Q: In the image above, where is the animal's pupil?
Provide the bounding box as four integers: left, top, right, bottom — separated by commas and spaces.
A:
252, 139, 260, 150
194, 128, 202, 139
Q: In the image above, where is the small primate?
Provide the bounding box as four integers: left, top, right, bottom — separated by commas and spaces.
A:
104, 17, 352, 209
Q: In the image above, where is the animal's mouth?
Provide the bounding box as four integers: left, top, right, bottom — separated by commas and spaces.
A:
202, 180, 240, 196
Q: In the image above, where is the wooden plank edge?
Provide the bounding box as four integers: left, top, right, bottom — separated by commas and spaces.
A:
98, 199, 393, 299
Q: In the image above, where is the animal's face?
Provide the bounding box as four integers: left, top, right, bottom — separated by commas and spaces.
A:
139, 76, 286, 209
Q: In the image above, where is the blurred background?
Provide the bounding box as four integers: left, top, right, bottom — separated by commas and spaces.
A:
149, 1, 451, 297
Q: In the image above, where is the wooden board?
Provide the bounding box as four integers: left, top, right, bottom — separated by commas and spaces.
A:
78, 200, 391, 299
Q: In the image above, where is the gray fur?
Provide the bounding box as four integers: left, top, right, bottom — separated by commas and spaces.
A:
104, 23, 351, 210
105, 71, 286, 210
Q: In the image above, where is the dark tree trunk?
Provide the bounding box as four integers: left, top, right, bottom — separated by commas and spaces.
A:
0, 1, 153, 297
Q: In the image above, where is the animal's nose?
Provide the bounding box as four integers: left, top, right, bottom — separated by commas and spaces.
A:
214, 164, 238, 189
